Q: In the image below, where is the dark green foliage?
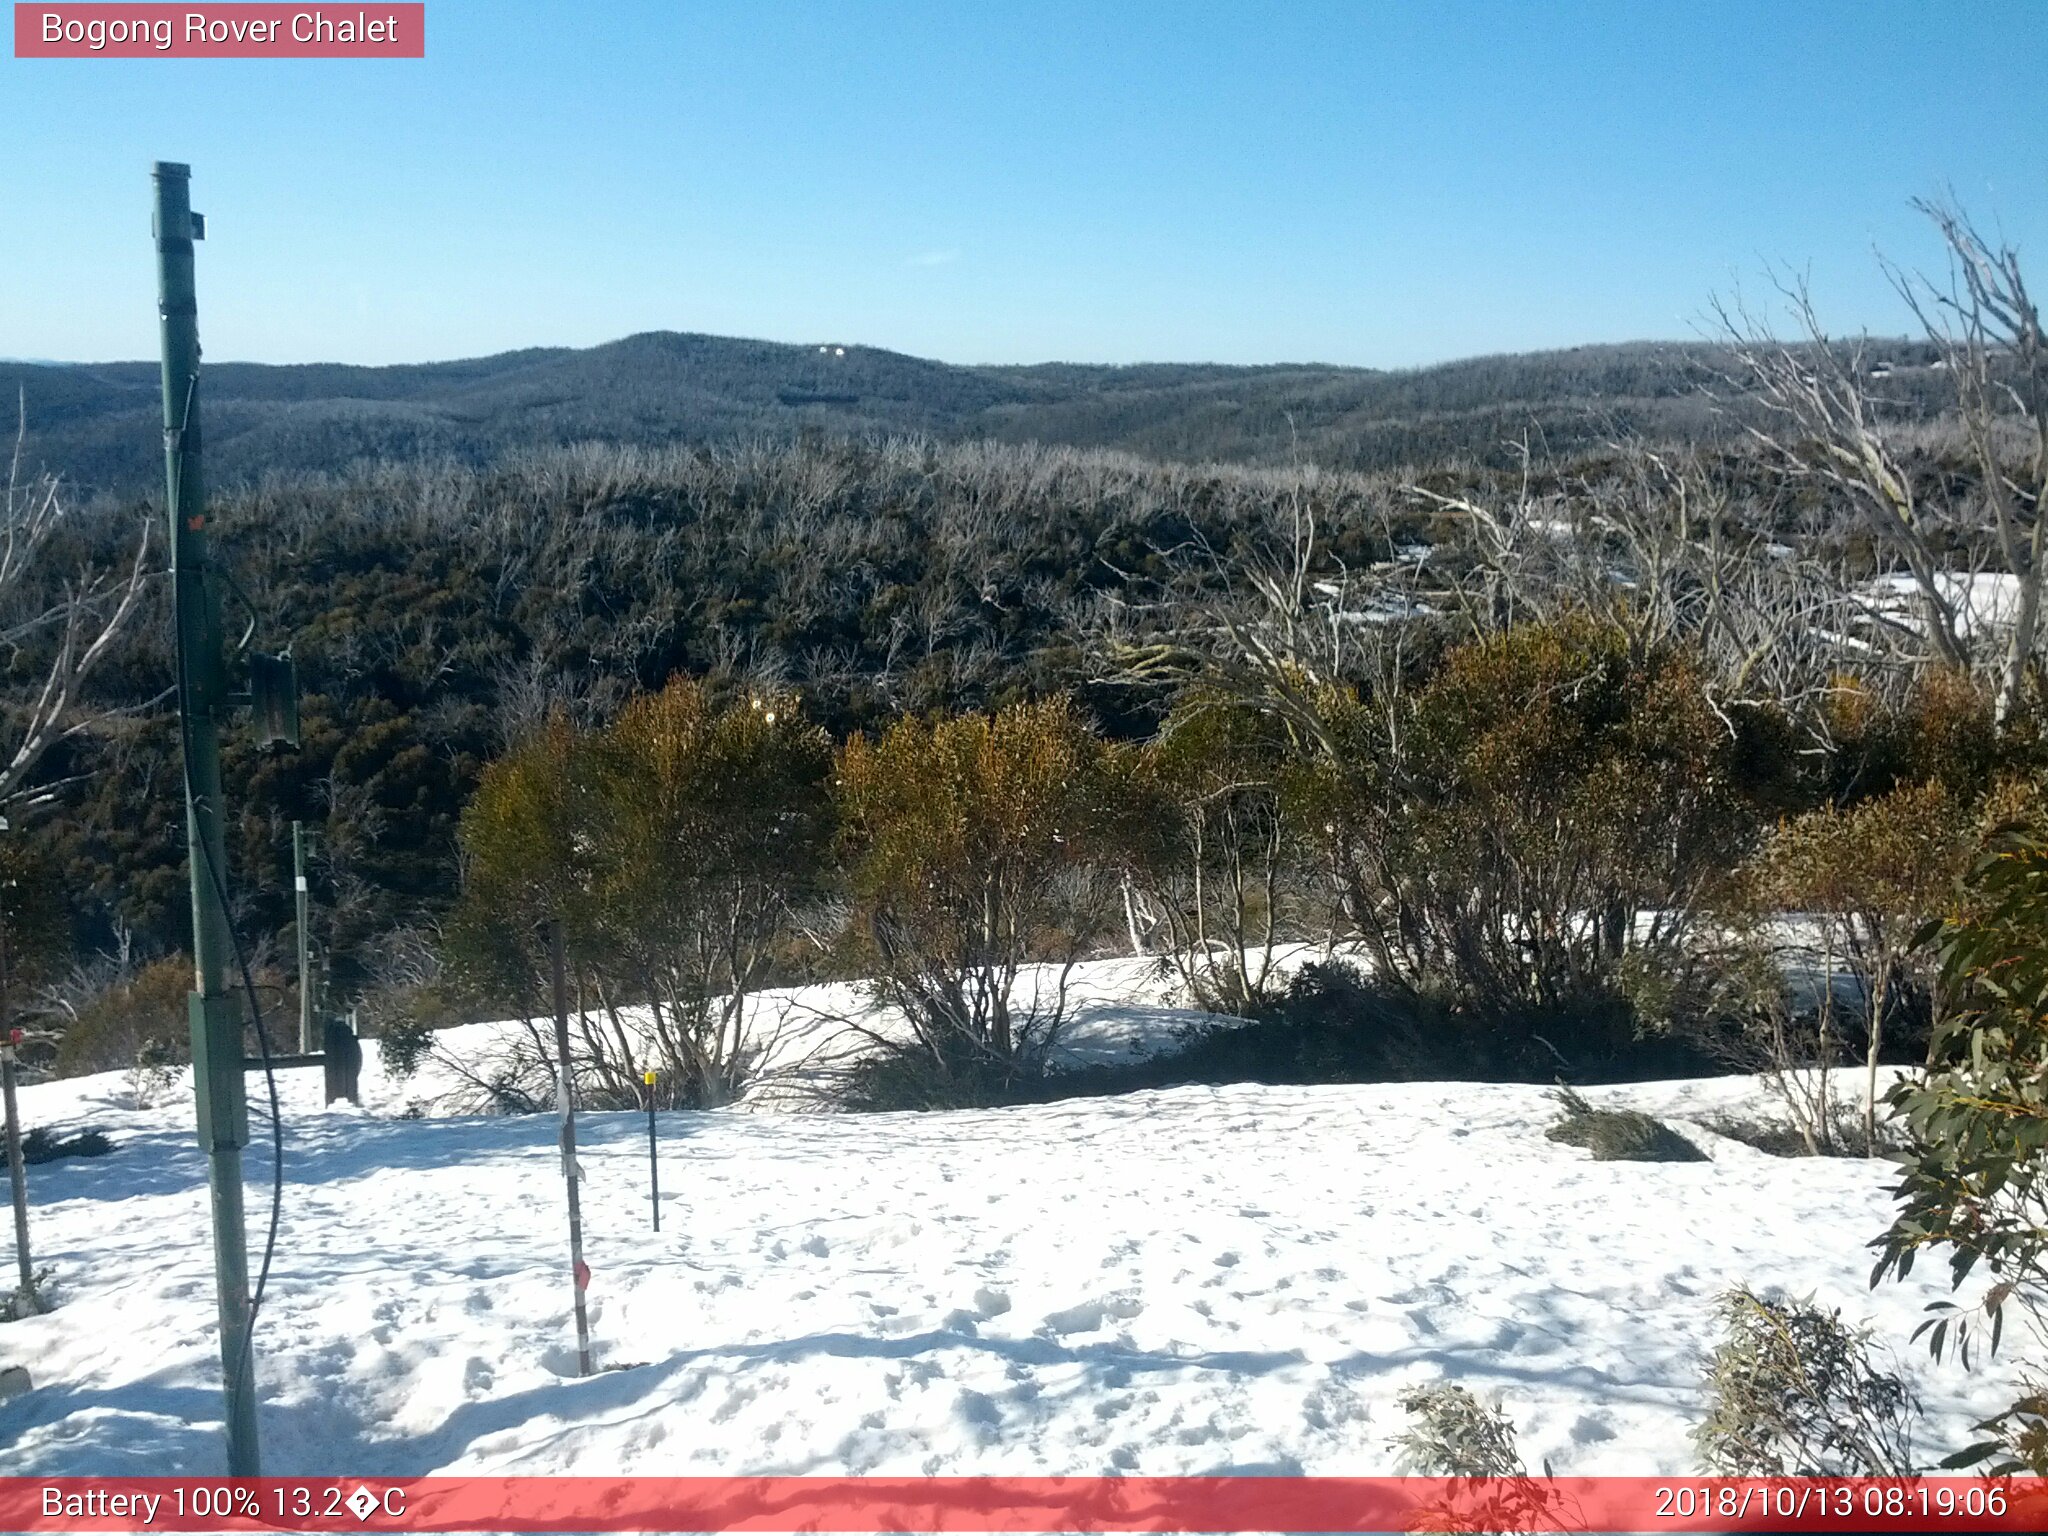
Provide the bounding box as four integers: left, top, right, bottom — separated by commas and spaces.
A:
0, 840, 70, 993
1024, 963, 1469, 1101
840, 961, 1460, 1109
1871, 826, 2048, 1472
375, 1014, 435, 1080
1693, 1287, 1918, 1476
1158, 961, 1486, 1086
20, 1126, 113, 1163
832, 1045, 1028, 1114
1545, 1085, 1705, 1162
976, 962, 1716, 1109
1392, 1383, 1526, 1476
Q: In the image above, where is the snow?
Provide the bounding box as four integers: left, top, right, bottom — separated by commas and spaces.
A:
0, 957, 2029, 1479
382, 955, 1231, 1115
1861, 570, 2025, 638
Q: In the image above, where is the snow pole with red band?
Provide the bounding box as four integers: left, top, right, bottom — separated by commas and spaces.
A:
548, 918, 593, 1376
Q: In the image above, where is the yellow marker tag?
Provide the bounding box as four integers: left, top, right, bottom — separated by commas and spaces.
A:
643, 1070, 657, 1086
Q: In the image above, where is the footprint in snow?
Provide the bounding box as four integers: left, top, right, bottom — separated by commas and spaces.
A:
1570, 1413, 1616, 1444
972, 1285, 1011, 1318
1042, 1295, 1143, 1335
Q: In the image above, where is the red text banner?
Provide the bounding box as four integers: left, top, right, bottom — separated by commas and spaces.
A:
14, 5, 424, 58
4, 1476, 2048, 1533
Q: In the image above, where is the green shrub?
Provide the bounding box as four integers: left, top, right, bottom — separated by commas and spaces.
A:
449, 680, 833, 1109
127, 1037, 183, 1108
20, 1126, 113, 1163
1001, 962, 1488, 1104
1823, 668, 2005, 805
51, 958, 190, 1078
589, 679, 834, 1105
1749, 779, 1971, 1151
1546, 1085, 1704, 1162
1110, 695, 1310, 1013
1230, 960, 1469, 1079
995, 962, 1712, 1108
1392, 1383, 1526, 1477
834, 698, 1115, 1105
375, 1014, 436, 1080
833, 1044, 1023, 1113
1391, 1385, 1566, 1532
1873, 825, 2048, 1473
1693, 1287, 1917, 1476
1297, 617, 1753, 1047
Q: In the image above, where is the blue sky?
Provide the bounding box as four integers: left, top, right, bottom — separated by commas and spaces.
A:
3, 0, 2043, 368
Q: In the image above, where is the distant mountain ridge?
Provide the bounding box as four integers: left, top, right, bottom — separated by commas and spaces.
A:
3, 329, 1943, 493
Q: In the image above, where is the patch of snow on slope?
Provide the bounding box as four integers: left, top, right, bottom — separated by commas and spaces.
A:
0, 959, 2025, 1478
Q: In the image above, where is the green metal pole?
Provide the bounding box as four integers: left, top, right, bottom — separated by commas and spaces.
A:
155, 160, 261, 1477
294, 821, 313, 1054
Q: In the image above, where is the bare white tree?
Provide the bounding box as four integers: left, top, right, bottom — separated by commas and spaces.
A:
1716, 201, 2045, 719
1407, 434, 1899, 737
1891, 197, 2047, 721
0, 403, 153, 818
1712, 279, 1972, 676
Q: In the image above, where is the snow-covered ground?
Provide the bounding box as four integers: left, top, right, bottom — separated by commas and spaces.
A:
0, 957, 2027, 1478
1862, 569, 2024, 638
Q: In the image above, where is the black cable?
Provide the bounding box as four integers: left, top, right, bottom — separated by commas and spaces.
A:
167, 380, 285, 1397
197, 831, 285, 1386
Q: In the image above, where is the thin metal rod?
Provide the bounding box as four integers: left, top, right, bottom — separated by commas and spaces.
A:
1, 908, 31, 1309
1, 1054, 29, 1312
2, 920, 34, 1314
550, 919, 593, 1376
645, 1071, 659, 1232
294, 821, 313, 1054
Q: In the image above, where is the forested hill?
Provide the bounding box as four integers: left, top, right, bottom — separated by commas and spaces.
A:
3, 332, 1945, 494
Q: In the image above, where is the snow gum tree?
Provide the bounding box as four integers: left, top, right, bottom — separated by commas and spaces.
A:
1748, 780, 1973, 1154
834, 697, 1114, 1105
1110, 692, 1307, 1014
587, 679, 833, 1106
1298, 615, 1744, 1031
443, 716, 602, 1109
449, 682, 832, 1108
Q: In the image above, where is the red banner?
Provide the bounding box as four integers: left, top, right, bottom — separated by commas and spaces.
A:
13, 4, 424, 58
4, 1476, 2048, 1533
